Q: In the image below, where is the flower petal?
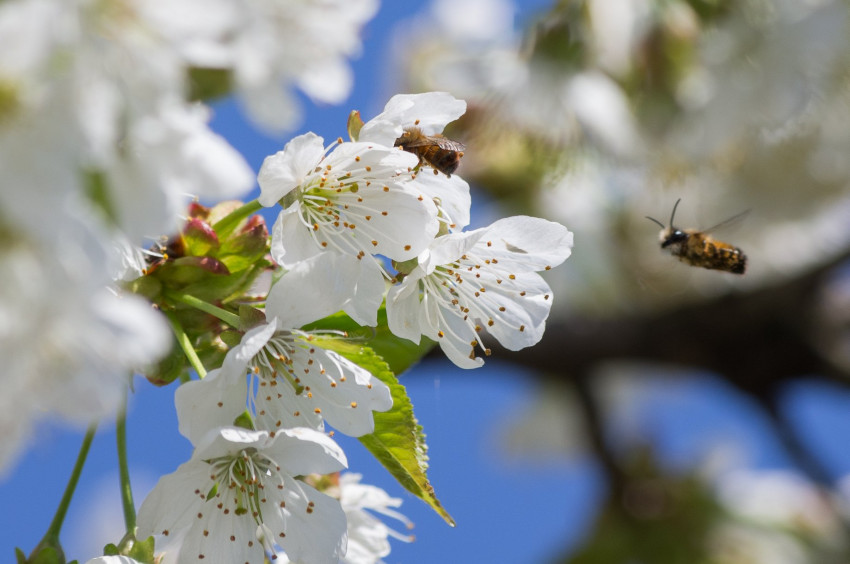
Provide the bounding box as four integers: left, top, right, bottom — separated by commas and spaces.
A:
266, 252, 384, 328
258, 132, 325, 207
359, 92, 467, 145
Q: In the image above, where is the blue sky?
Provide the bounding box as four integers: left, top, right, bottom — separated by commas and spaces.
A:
5, 1, 850, 563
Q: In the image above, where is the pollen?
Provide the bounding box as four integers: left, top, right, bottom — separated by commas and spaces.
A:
350, 401, 358, 408
404, 244, 411, 251
372, 240, 378, 246
519, 325, 525, 332
383, 185, 389, 192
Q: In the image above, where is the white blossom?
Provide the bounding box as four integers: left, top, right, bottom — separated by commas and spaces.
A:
150, 0, 379, 131
0, 0, 253, 244
339, 473, 414, 564
176, 254, 393, 444
0, 211, 170, 474
387, 216, 573, 368
137, 426, 348, 564
258, 132, 439, 325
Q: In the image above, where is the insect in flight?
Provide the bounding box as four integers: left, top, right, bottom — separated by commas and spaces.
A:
646, 199, 748, 274
394, 126, 465, 177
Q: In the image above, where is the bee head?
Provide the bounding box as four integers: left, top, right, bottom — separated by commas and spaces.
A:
660, 228, 688, 248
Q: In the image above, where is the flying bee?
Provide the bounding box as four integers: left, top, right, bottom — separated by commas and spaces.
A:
646, 199, 748, 275
394, 126, 465, 177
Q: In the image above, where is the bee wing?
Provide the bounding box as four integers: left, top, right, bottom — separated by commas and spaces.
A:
703, 209, 750, 234
403, 135, 465, 151
431, 137, 465, 151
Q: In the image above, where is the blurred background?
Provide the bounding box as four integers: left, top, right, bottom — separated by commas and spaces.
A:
5, 0, 850, 562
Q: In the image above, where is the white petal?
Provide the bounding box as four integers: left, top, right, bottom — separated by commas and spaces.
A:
341, 257, 386, 327
477, 216, 573, 270
420, 230, 482, 272
359, 92, 467, 145
266, 427, 348, 477
179, 502, 264, 563
258, 132, 325, 207
262, 482, 347, 564
136, 460, 210, 539
291, 346, 393, 436
271, 203, 324, 267
85, 556, 145, 564
410, 171, 472, 231
266, 252, 382, 328
428, 295, 485, 369
238, 80, 303, 133
351, 185, 439, 261
386, 275, 425, 344
174, 368, 248, 446
228, 320, 279, 367
298, 57, 353, 104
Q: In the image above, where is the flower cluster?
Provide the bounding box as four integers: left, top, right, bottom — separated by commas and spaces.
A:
0, 0, 576, 560
133, 92, 572, 563
259, 92, 573, 368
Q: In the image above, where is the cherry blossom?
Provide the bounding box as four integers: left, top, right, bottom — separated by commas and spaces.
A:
136, 427, 348, 564
387, 216, 573, 368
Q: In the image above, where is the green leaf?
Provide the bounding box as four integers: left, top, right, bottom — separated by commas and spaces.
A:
16, 547, 26, 564
313, 338, 453, 525
304, 306, 434, 375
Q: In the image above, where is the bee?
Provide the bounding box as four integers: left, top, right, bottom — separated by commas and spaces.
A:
646, 199, 748, 275
394, 126, 465, 177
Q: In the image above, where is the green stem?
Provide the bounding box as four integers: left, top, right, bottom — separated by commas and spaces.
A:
212, 199, 262, 237
164, 309, 208, 379
43, 424, 97, 542
116, 391, 135, 532
166, 290, 242, 329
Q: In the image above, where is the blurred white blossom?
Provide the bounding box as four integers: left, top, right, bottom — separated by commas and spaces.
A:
0, 212, 170, 474
339, 473, 414, 564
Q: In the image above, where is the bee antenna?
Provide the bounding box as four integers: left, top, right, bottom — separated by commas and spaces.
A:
669, 198, 682, 227
645, 216, 665, 229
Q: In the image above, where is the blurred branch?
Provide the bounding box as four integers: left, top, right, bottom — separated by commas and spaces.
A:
571, 370, 628, 495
